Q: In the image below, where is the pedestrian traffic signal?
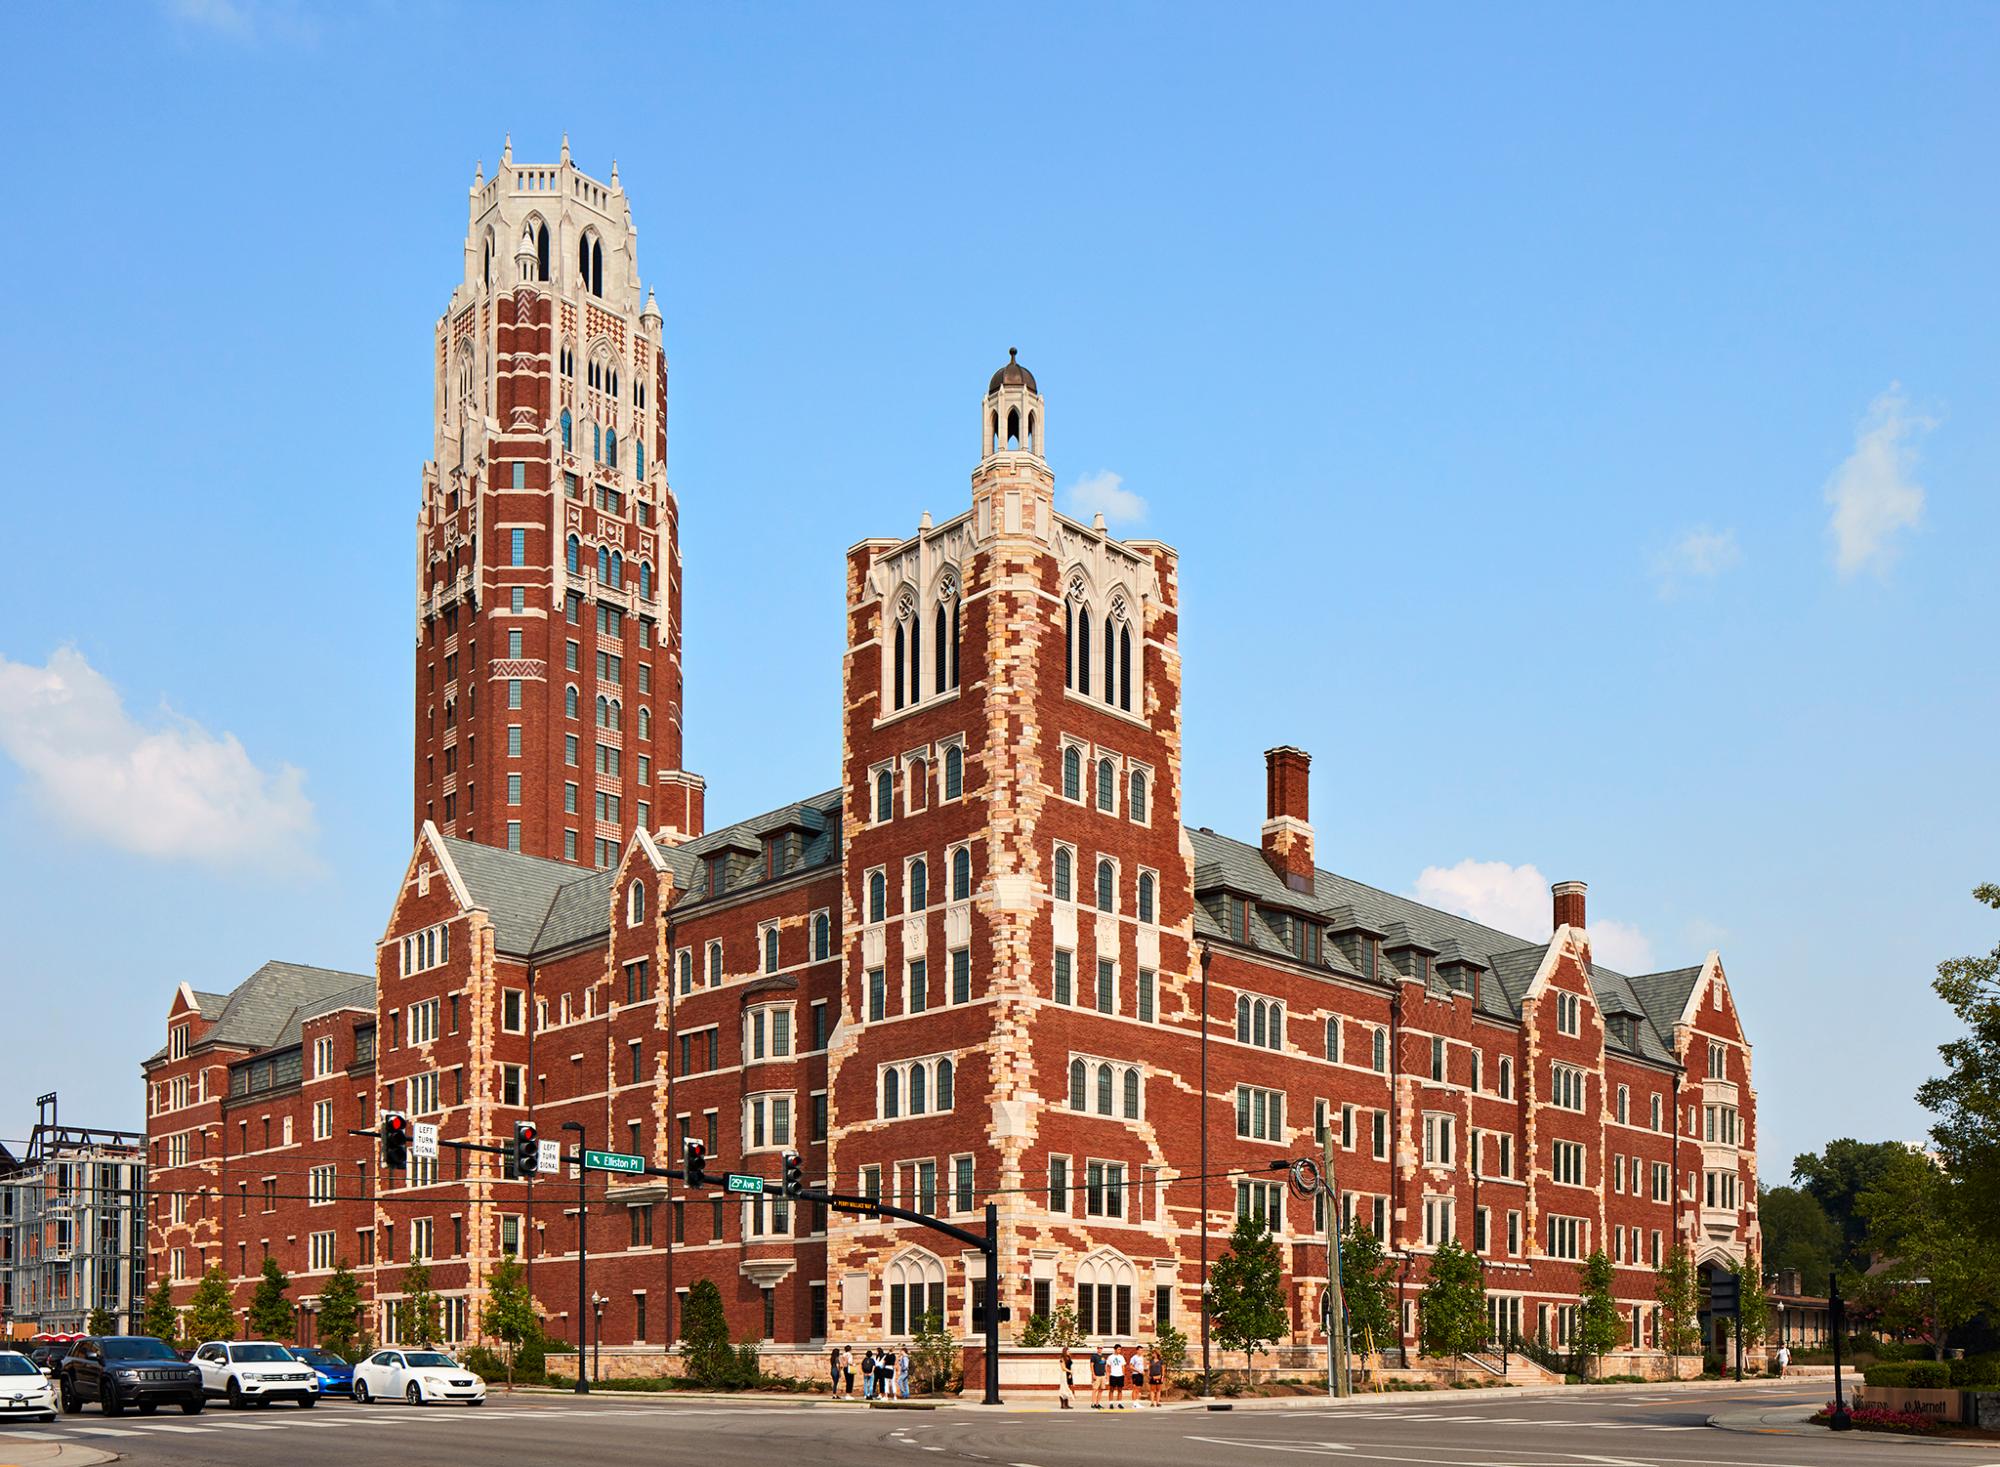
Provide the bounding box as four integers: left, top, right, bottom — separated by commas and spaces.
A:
513, 1121, 539, 1177
781, 1149, 802, 1198
683, 1138, 708, 1189
1709, 1271, 1741, 1316
380, 1111, 410, 1171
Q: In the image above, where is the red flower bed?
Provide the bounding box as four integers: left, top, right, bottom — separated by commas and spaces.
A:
1810, 1401, 1943, 1435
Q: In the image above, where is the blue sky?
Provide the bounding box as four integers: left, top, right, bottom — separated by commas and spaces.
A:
1, 2, 1993, 1178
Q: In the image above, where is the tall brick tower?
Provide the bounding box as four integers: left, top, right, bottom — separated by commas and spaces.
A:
828, 353, 1196, 1345
414, 137, 702, 865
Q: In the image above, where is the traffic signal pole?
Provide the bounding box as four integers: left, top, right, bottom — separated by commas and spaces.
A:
562, 1121, 588, 1393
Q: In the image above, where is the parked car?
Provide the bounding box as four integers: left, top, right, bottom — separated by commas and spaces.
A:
26, 1344, 74, 1377
351, 1349, 485, 1406
59, 1337, 204, 1416
191, 1341, 320, 1408
0, 1351, 59, 1422
287, 1346, 355, 1397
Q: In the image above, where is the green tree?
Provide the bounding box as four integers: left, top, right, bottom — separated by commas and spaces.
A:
1758, 1184, 1842, 1289
1019, 1298, 1085, 1349
140, 1278, 179, 1346
1336, 1218, 1397, 1360
911, 1312, 958, 1395
1917, 884, 2000, 1238
184, 1265, 237, 1345
86, 1306, 117, 1336
1792, 1139, 1907, 1269
247, 1256, 294, 1340
316, 1261, 363, 1360
1417, 1240, 1486, 1373
1653, 1246, 1702, 1357
1574, 1250, 1623, 1378
1734, 1264, 1769, 1352
1855, 1143, 2000, 1360
1207, 1212, 1286, 1376
1154, 1320, 1191, 1378
478, 1253, 539, 1389
678, 1277, 734, 1387
394, 1261, 442, 1348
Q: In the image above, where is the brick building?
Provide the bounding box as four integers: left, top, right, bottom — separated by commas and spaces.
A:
143, 144, 1758, 1377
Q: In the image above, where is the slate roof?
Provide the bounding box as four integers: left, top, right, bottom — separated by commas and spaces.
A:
434, 789, 844, 958
1187, 826, 1687, 1067
147, 960, 374, 1065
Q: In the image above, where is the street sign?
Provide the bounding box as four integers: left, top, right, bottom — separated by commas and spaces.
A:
1709, 1273, 1741, 1315
724, 1172, 765, 1195
536, 1139, 562, 1175
584, 1149, 644, 1175
411, 1122, 440, 1161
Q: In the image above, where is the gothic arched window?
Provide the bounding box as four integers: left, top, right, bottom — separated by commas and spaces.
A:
1103, 615, 1115, 705
597, 545, 610, 581
1130, 770, 1148, 824
566, 534, 580, 574
951, 847, 971, 902
892, 621, 905, 712
1053, 846, 1072, 902
1122, 1068, 1140, 1119
1096, 1063, 1113, 1114
1062, 746, 1081, 801
909, 858, 928, 912
764, 927, 779, 974
635, 439, 645, 477
637, 707, 651, 740
868, 871, 887, 925
640, 560, 652, 599
909, 1064, 927, 1115
1119, 624, 1133, 712
609, 552, 623, 589
1069, 1059, 1087, 1110
875, 770, 893, 823
1096, 859, 1114, 912
1138, 872, 1155, 924
943, 744, 963, 800
937, 1058, 954, 1110
605, 429, 617, 470
933, 604, 948, 695
883, 1067, 900, 1119
565, 685, 578, 718
560, 409, 572, 452
813, 912, 831, 961
1097, 757, 1115, 812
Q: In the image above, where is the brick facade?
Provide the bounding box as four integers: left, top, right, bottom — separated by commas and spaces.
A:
141, 149, 1757, 1373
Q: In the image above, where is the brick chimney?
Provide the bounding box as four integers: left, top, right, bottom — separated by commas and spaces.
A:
1261, 746, 1315, 894
1551, 880, 1587, 931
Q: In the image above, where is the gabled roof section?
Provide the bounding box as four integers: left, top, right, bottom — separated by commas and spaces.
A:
1187, 824, 1696, 1057
432, 790, 844, 958
298, 980, 377, 1027
179, 960, 375, 1057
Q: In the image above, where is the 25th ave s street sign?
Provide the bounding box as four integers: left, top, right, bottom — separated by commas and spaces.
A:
725, 1173, 765, 1195
583, 1149, 644, 1174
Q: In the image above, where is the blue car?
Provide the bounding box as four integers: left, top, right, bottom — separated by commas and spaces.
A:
288, 1348, 355, 1397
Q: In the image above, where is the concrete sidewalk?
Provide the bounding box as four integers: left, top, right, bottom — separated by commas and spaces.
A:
0, 1442, 118, 1467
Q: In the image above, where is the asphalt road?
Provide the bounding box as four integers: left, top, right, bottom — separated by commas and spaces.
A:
2, 1381, 1977, 1467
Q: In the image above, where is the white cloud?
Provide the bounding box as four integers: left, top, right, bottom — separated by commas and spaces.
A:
1410, 858, 1657, 972
162, 0, 318, 44
1061, 470, 1148, 528
0, 647, 315, 871
1825, 385, 1931, 577
1653, 526, 1742, 595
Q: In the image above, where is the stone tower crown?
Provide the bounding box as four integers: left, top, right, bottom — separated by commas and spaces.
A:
971, 348, 1053, 535
461, 135, 645, 317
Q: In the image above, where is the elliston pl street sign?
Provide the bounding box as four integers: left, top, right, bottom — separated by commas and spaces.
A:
725, 1172, 766, 1195
411, 1123, 440, 1161
583, 1149, 644, 1175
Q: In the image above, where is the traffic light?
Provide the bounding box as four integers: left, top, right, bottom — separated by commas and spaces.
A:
781, 1149, 803, 1198
683, 1138, 708, 1189
513, 1121, 539, 1178
380, 1111, 410, 1171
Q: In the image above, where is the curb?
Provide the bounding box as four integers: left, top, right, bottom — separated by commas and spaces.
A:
0, 1445, 121, 1467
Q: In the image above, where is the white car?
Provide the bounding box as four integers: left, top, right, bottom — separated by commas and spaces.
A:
352, 1349, 485, 1406
0, 1352, 58, 1422
192, 1341, 320, 1408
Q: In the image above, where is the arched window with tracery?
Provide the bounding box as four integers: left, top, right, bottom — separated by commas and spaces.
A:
883, 1249, 945, 1338
1076, 1251, 1135, 1337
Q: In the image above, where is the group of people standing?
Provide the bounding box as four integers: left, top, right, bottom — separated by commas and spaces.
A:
1056, 1342, 1166, 1408
829, 1343, 915, 1400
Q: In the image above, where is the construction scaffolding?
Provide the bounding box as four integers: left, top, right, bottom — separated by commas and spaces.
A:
1, 1094, 146, 1338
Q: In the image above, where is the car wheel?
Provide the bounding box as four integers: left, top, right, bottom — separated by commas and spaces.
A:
353, 1379, 371, 1405
227, 1378, 245, 1409
181, 1399, 205, 1415
102, 1382, 123, 1418
300, 1393, 317, 1408
60, 1380, 80, 1415
406, 1382, 423, 1406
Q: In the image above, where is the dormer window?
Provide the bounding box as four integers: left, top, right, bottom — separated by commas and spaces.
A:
170, 1024, 190, 1060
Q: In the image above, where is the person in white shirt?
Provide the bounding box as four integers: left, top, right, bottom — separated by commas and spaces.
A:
1107, 1343, 1127, 1407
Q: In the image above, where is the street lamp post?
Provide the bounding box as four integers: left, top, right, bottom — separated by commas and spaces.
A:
560, 1121, 588, 1394
592, 1294, 605, 1384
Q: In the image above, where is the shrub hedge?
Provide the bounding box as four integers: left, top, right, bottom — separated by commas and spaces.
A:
1861, 1360, 1950, 1389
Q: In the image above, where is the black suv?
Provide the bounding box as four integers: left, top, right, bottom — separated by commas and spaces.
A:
61, 1336, 204, 1416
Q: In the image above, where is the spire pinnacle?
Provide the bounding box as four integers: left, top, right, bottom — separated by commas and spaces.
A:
560, 133, 571, 164
502, 133, 512, 164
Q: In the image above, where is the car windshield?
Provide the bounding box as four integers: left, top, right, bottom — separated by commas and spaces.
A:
101, 1338, 178, 1361
291, 1350, 344, 1368
0, 1355, 40, 1376
403, 1353, 456, 1368
232, 1345, 294, 1363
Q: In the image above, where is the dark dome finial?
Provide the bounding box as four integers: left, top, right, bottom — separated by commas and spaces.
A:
988, 347, 1037, 395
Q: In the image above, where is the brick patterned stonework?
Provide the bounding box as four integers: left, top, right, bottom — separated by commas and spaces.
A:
142, 161, 1757, 1377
